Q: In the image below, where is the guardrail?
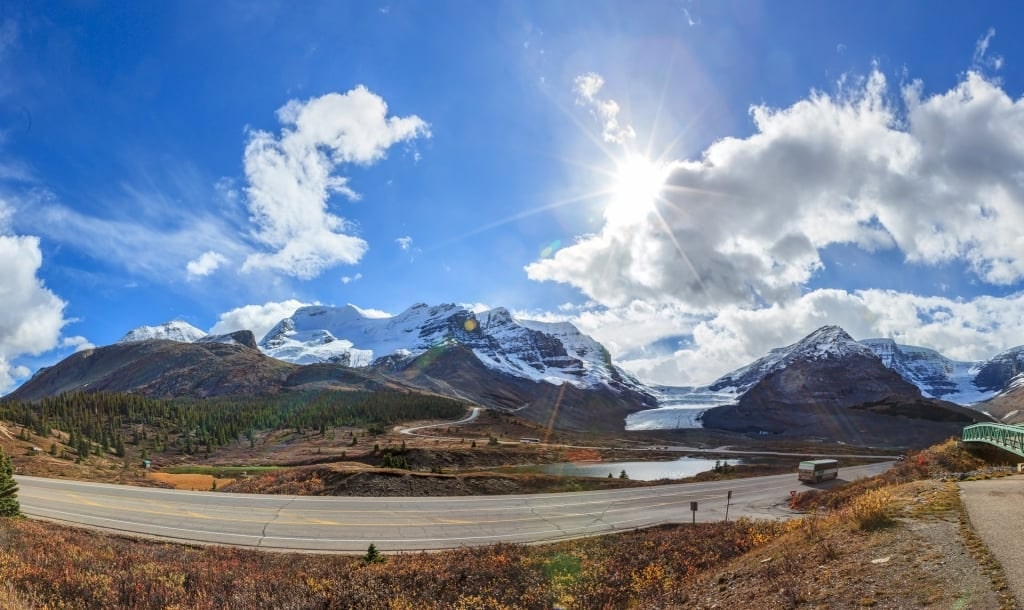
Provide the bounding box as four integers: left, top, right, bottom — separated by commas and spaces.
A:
962, 422, 1024, 458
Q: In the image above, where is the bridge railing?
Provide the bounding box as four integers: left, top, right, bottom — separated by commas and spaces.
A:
962, 422, 1024, 459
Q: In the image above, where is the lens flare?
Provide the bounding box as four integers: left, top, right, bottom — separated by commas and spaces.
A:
605, 153, 668, 226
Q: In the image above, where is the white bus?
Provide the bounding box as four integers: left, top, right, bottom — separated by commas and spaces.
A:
798, 459, 839, 483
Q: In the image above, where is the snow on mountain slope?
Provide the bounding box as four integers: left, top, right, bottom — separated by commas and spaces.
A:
259, 303, 645, 392
627, 325, 879, 430
859, 338, 991, 404
707, 325, 877, 394
625, 386, 736, 430
117, 321, 206, 344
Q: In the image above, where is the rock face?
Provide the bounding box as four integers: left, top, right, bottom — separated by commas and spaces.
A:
859, 338, 991, 404
197, 330, 259, 350
972, 346, 1024, 394
698, 326, 988, 446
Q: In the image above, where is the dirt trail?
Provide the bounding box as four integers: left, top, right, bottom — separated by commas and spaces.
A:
960, 476, 1024, 608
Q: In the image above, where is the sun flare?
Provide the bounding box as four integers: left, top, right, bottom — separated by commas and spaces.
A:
606, 153, 668, 225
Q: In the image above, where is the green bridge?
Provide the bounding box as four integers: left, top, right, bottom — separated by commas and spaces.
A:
962, 423, 1024, 459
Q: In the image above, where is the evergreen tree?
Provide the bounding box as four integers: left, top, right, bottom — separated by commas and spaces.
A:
0, 446, 21, 517
362, 543, 385, 564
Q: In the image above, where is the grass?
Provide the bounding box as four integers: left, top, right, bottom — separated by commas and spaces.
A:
0, 435, 1015, 607
0, 517, 788, 609
162, 465, 283, 477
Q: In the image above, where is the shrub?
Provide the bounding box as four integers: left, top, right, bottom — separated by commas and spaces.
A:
847, 488, 894, 531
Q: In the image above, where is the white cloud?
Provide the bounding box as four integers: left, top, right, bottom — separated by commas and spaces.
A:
530, 70, 1024, 309
241, 86, 430, 278
460, 302, 493, 314
185, 250, 227, 279
396, 235, 413, 251
573, 73, 636, 144
350, 304, 392, 319
341, 273, 362, 284
61, 335, 95, 352
604, 289, 1024, 387
973, 28, 1003, 71
0, 234, 71, 393
13, 183, 247, 282
210, 299, 313, 341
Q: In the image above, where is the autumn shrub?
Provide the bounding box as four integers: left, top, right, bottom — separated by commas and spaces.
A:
0, 517, 790, 609
847, 487, 895, 531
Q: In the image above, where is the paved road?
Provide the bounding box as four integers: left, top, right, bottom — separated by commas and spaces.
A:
399, 407, 481, 437
960, 477, 1024, 607
15, 462, 888, 553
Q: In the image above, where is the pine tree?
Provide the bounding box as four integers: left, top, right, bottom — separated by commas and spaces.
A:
0, 446, 21, 517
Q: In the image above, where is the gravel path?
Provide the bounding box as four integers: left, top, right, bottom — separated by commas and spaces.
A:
961, 476, 1024, 608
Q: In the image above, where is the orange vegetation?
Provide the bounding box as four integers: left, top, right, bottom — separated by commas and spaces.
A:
0, 518, 786, 609
146, 472, 235, 491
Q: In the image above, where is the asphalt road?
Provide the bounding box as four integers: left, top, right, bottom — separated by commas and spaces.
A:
14, 462, 889, 553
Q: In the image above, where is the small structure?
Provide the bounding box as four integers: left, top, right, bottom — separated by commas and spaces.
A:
142, 459, 152, 469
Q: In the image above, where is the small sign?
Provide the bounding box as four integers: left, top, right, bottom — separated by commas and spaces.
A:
690, 501, 698, 512
727, 490, 732, 500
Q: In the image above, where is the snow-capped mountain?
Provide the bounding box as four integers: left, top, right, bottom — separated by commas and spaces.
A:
859, 338, 990, 404
626, 326, 880, 430
259, 303, 646, 393
972, 345, 1024, 394
707, 325, 877, 395
117, 321, 206, 344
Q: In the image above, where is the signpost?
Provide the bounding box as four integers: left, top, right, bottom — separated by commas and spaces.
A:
725, 490, 732, 522
690, 501, 698, 524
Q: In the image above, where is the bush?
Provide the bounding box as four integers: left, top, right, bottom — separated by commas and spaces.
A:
847, 488, 894, 531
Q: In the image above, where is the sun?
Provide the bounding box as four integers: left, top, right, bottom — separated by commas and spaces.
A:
605, 153, 668, 226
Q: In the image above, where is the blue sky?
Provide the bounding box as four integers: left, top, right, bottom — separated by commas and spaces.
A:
4, 1, 1024, 392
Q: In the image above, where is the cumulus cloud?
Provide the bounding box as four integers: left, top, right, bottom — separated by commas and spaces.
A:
529, 70, 1024, 310
61, 335, 95, 352
210, 299, 313, 341
185, 250, 227, 279
0, 234, 71, 393
573, 73, 636, 144
601, 288, 1024, 387
241, 86, 430, 278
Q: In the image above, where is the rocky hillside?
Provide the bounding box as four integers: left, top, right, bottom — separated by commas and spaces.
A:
5, 334, 404, 401
699, 327, 988, 446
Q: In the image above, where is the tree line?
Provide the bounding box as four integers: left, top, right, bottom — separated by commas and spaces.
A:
0, 390, 467, 459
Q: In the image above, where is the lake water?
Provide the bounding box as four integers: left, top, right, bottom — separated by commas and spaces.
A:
536, 456, 742, 481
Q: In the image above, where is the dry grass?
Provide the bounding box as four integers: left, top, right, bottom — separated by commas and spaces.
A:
146, 472, 236, 491
0, 518, 787, 609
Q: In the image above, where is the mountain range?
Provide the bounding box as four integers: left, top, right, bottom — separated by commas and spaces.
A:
8, 304, 1020, 445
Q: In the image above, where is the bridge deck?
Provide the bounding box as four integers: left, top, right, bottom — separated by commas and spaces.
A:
962, 423, 1024, 459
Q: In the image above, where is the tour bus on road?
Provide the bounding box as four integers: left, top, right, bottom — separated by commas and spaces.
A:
798, 459, 839, 483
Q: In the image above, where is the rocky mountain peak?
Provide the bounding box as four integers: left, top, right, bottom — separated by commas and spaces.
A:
117, 320, 206, 344
789, 325, 872, 359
